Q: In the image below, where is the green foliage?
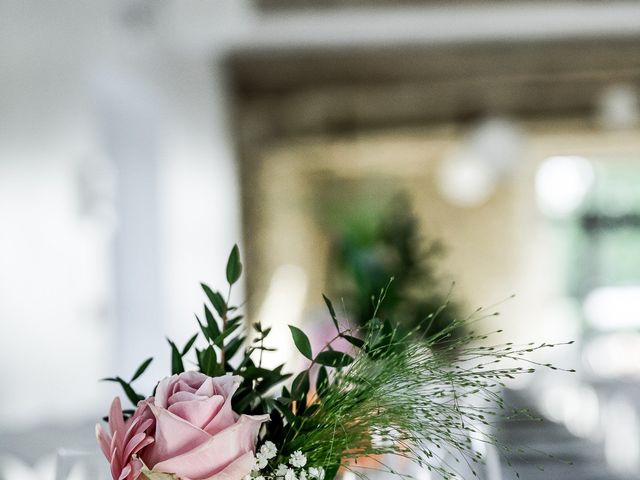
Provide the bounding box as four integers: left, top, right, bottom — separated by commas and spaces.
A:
101, 376, 144, 406
289, 325, 313, 360
104, 244, 573, 480
226, 244, 243, 285
328, 195, 464, 342
130, 357, 153, 382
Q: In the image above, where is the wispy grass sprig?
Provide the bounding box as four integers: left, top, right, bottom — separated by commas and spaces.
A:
280, 287, 575, 480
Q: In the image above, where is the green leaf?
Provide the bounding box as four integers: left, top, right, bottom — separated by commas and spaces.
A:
316, 366, 329, 397
182, 334, 198, 355
200, 345, 218, 376
167, 339, 184, 374
324, 464, 340, 480
322, 294, 339, 331
288, 325, 313, 360
204, 306, 221, 338
291, 370, 310, 400
201, 283, 227, 316
130, 357, 153, 382
196, 316, 211, 342
224, 336, 244, 360
341, 334, 364, 349
102, 377, 144, 406
215, 322, 242, 347
315, 350, 354, 368
226, 244, 243, 285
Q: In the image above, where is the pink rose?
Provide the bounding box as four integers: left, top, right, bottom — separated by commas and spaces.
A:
141, 372, 269, 480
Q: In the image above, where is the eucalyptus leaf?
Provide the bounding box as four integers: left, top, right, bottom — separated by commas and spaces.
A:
224, 336, 244, 360
316, 365, 329, 397
196, 317, 212, 342
201, 283, 227, 316
288, 325, 313, 360
204, 306, 221, 338
102, 377, 144, 406
315, 350, 354, 368
130, 357, 153, 382
291, 370, 310, 400
182, 333, 198, 356
200, 345, 218, 376
226, 244, 243, 285
341, 334, 364, 349
322, 294, 339, 331
167, 339, 184, 374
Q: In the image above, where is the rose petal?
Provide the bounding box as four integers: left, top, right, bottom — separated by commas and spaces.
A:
142, 403, 212, 467
175, 380, 198, 396
180, 371, 210, 388
169, 395, 225, 429
202, 377, 242, 434
169, 391, 201, 404
186, 451, 256, 480
195, 378, 214, 397
152, 414, 269, 480
155, 375, 178, 408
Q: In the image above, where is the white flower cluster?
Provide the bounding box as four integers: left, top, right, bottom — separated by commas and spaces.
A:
245, 443, 325, 480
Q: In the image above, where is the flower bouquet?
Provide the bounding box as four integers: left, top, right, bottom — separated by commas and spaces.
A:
97, 246, 572, 480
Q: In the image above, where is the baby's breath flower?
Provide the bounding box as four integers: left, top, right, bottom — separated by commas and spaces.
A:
289, 451, 307, 468
253, 453, 268, 471
275, 464, 289, 476
299, 469, 307, 480
308, 467, 324, 480
284, 468, 297, 480
260, 441, 278, 460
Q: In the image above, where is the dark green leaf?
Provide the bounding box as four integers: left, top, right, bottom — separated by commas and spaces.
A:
102, 377, 144, 405
167, 339, 184, 374
204, 306, 221, 338
197, 317, 211, 342
288, 325, 313, 360
341, 334, 364, 349
182, 334, 198, 356
200, 345, 218, 376
322, 294, 339, 331
315, 350, 354, 368
291, 371, 310, 400
316, 366, 329, 397
225, 336, 244, 360
241, 366, 273, 380
215, 322, 242, 347
275, 399, 296, 423
226, 244, 243, 285
130, 357, 153, 382
324, 464, 340, 480
201, 283, 227, 316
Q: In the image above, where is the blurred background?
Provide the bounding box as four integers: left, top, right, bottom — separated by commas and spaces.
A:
3, 0, 640, 478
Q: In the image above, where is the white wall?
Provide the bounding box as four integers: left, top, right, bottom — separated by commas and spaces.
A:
0, 0, 249, 429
